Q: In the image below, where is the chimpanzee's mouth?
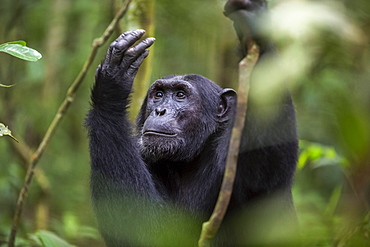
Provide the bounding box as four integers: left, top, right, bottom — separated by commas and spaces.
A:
143, 130, 177, 137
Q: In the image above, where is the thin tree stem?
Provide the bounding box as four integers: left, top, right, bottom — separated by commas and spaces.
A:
198, 42, 260, 247
7, 1, 132, 246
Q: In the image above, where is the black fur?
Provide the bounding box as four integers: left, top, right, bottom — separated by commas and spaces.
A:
85, 1, 298, 246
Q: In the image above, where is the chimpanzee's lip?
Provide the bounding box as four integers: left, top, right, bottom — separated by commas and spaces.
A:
143, 130, 177, 137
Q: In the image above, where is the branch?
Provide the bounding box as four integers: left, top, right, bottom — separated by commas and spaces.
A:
198, 41, 260, 247
7, 1, 133, 246
7, 135, 51, 197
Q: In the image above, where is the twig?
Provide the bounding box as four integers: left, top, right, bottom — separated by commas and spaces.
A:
7, 1, 133, 246
198, 41, 260, 247
7, 135, 51, 200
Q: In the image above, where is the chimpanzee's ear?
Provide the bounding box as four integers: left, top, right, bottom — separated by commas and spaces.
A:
217, 88, 237, 122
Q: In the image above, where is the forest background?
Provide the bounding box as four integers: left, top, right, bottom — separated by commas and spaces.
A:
0, 0, 370, 246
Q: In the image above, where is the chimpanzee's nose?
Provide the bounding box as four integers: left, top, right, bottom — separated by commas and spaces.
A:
155, 108, 166, 116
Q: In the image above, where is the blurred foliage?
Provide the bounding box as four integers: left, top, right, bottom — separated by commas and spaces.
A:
0, 0, 369, 246
35, 230, 75, 247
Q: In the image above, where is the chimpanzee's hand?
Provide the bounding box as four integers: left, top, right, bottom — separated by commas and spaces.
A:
95, 29, 155, 98
224, 0, 268, 54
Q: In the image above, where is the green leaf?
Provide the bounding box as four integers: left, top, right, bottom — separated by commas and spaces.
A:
0, 123, 19, 142
6, 40, 27, 46
0, 41, 42, 61
298, 140, 348, 169
36, 231, 75, 247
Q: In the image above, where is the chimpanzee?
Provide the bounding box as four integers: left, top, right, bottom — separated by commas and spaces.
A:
85, 0, 298, 246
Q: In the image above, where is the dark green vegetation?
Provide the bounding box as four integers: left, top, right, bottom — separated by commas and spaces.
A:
0, 0, 370, 246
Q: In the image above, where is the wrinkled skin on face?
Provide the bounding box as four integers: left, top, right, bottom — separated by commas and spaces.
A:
137, 75, 236, 163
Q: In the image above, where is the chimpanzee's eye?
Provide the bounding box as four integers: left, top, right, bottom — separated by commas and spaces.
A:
155, 91, 164, 98
176, 91, 186, 99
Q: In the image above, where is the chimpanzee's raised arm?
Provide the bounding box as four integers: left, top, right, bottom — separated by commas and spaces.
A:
88, 29, 157, 196
86, 30, 162, 246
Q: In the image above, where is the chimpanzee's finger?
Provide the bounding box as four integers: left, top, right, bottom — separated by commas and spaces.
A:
103, 40, 116, 67
121, 37, 155, 65
95, 64, 102, 79
127, 49, 150, 76
110, 29, 146, 65
104, 29, 138, 66
114, 29, 145, 43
